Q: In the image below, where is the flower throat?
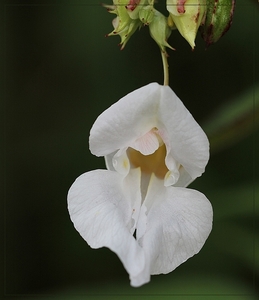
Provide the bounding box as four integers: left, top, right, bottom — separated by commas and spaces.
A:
127, 144, 169, 179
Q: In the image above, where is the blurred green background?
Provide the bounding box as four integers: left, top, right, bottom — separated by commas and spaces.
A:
1, 0, 259, 299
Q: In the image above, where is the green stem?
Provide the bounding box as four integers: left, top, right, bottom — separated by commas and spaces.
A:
161, 50, 169, 86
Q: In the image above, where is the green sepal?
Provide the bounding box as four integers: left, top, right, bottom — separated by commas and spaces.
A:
149, 9, 174, 52
139, 5, 155, 25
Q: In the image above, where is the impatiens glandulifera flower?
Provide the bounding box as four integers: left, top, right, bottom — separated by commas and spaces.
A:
68, 83, 213, 287
167, 0, 206, 49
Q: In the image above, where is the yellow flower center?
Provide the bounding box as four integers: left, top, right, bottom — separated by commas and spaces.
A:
127, 144, 169, 179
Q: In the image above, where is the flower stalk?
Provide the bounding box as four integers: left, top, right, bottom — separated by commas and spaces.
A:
161, 50, 169, 86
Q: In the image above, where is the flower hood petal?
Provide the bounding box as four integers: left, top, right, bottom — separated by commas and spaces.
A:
67, 169, 148, 283
158, 86, 209, 180
90, 83, 209, 182
90, 83, 161, 156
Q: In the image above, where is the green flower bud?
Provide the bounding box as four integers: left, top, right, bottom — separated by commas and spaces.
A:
167, 0, 206, 49
139, 5, 155, 25
200, 0, 235, 47
149, 9, 174, 52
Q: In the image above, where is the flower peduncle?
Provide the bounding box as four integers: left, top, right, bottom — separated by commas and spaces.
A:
161, 49, 169, 86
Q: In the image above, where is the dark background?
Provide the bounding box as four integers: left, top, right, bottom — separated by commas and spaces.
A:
1, 0, 259, 299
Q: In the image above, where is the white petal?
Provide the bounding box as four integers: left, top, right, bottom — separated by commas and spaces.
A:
174, 165, 194, 187
164, 156, 180, 186
137, 175, 213, 277
90, 83, 161, 156
67, 169, 146, 280
158, 86, 209, 180
112, 148, 130, 176
91, 83, 209, 181
164, 170, 180, 186
104, 151, 116, 171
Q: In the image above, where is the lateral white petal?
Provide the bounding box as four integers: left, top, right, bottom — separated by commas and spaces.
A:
67, 169, 145, 279
112, 148, 130, 176
90, 83, 161, 156
104, 151, 116, 171
138, 175, 213, 275
173, 166, 194, 188
158, 85, 209, 180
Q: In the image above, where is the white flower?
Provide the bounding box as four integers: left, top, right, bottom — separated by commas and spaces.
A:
68, 83, 213, 287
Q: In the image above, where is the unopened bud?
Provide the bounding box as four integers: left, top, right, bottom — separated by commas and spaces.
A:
126, 0, 149, 19
200, 0, 235, 47
149, 9, 174, 52
104, 1, 142, 49
167, 0, 206, 49
139, 5, 155, 25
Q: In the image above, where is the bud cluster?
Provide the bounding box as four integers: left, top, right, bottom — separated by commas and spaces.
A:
104, 0, 236, 50
104, 0, 173, 52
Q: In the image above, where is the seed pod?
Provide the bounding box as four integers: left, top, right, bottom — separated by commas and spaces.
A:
200, 0, 236, 47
